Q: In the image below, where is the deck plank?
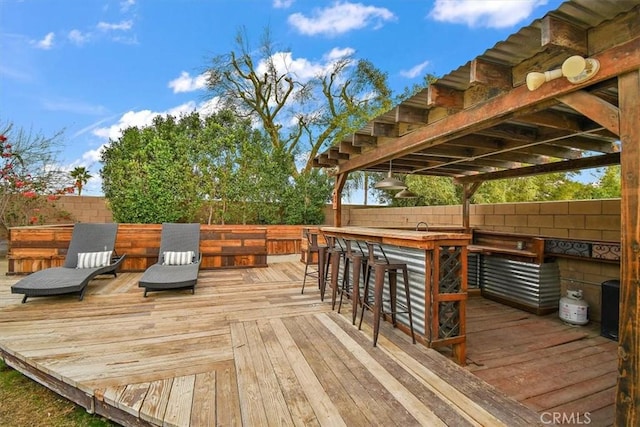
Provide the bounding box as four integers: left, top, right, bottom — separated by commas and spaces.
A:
139, 378, 173, 425
230, 321, 269, 426
213, 360, 242, 427
163, 374, 195, 427
190, 371, 216, 427
117, 382, 151, 418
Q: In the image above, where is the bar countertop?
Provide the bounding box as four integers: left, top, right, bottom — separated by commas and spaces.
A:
320, 226, 471, 247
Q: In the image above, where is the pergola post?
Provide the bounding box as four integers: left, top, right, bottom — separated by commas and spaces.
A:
616, 69, 640, 426
462, 182, 482, 231
332, 173, 348, 227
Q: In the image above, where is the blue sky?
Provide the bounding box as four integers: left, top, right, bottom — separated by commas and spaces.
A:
1, 0, 565, 197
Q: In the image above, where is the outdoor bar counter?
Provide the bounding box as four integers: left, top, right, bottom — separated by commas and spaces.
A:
321, 226, 471, 364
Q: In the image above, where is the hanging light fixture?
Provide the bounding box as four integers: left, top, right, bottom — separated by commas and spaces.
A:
395, 188, 418, 199
374, 160, 406, 190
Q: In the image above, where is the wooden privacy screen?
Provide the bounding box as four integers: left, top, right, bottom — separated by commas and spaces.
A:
7, 223, 272, 274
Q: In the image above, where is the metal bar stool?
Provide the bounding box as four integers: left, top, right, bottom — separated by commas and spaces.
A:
358, 242, 416, 347
338, 239, 369, 325
301, 229, 327, 298
324, 235, 348, 310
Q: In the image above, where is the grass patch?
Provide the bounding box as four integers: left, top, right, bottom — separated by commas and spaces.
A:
0, 359, 118, 427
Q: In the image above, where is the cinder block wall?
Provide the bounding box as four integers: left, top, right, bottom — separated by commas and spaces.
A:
53, 196, 113, 224
336, 199, 621, 322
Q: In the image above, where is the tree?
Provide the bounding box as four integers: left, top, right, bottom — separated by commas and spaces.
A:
372, 174, 461, 207
100, 110, 322, 225
70, 166, 92, 196
193, 110, 283, 225
100, 114, 201, 223
472, 173, 583, 203
0, 121, 74, 231
591, 166, 621, 198
281, 169, 332, 224
204, 27, 392, 176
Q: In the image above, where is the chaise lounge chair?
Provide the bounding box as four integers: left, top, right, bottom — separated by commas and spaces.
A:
138, 223, 201, 297
11, 223, 126, 303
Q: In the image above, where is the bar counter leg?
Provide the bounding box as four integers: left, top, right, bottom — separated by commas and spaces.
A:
453, 343, 466, 366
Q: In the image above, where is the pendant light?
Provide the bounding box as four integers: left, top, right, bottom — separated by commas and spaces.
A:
374, 160, 406, 190
395, 188, 417, 198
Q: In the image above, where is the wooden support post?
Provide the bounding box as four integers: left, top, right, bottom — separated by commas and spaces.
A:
616, 70, 640, 427
332, 173, 348, 227
462, 182, 482, 231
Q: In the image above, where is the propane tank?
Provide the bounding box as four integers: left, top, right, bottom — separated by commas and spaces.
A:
559, 289, 589, 325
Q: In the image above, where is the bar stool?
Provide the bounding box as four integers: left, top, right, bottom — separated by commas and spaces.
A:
301, 229, 327, 298
358, 242, 416, 347
324, 235, 348, 309
337, 239, 369, 324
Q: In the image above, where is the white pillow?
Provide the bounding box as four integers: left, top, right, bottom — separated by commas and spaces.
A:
163, 250, 195, 265
77, 251, 112, 269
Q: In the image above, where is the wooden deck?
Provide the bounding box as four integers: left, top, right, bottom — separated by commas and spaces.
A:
0, 260, 616, 426
464, 297, 617, 427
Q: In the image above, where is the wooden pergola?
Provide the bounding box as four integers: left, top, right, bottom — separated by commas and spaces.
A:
313, 1, 639, 424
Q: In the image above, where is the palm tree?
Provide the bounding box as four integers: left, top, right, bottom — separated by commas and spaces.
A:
69, 166, 92, 196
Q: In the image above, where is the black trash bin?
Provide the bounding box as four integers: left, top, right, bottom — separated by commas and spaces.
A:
601, 279, 620, 341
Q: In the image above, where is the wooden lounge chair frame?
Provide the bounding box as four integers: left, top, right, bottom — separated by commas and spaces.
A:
11, 223, 126, 303
138, 223, 202, 297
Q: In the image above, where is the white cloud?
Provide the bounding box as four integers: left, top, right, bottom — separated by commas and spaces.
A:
430, 0, 548, 29
97, 20, 133, 31
93, 109, 161, 141
81, 174, 103, 196
168, 71, 209, 93
325, 47, 355, 61
68, 29, 89, 46
400, 60, 430, 79
256, 47, 355, 83
198, 97, 223, 117
81, 146, 107, 163
35, 32, 55, 50
120, 0, 136, 12
288, 2, 396, 36
273, 0, 294, 9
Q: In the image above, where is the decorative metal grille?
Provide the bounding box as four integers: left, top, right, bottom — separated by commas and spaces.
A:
439, 246, 462, 293
438, 301, 460, 338
545, 239, 621, 261
545, 239, 590, 257
592, 243, 621, 260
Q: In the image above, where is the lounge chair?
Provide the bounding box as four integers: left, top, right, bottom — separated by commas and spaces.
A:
11, 223, 126, 303
138, 223, 201, 297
